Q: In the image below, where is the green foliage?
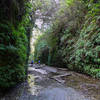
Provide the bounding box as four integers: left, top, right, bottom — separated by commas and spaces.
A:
34, 0, 100, 78
0, 1, 34, 88
0, 23, 28, 87
64, 0, 74, 7
68, 0, 100, 78
34, 34, 49, 63
34, 29, 59, 65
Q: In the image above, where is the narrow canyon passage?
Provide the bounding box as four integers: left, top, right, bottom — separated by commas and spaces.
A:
1, 1, 100, 100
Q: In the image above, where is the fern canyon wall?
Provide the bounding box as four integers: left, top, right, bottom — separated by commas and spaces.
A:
0, 0, 34, 88
34, 0, 100, 78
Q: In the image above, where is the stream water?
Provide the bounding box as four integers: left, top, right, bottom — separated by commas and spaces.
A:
0, 64, 100, 100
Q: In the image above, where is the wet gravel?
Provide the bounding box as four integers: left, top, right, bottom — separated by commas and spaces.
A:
0, 64, 100, 100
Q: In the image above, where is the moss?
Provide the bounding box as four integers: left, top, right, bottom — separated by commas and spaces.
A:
0, 1, 33, 88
